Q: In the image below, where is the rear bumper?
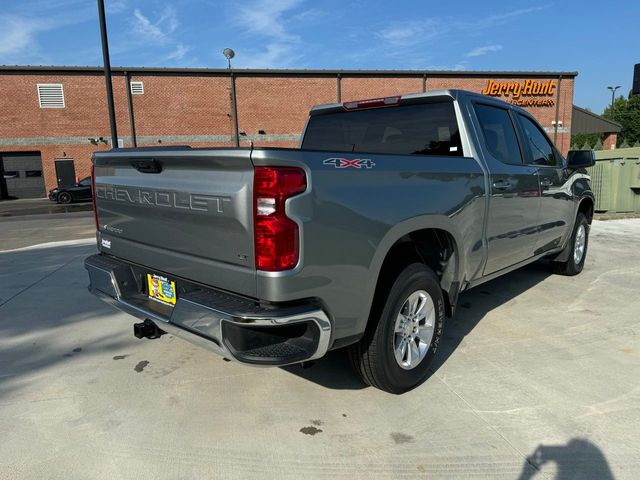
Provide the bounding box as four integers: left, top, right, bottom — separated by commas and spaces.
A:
85, 254, 331, 366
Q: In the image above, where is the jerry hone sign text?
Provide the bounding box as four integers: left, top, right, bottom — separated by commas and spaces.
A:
481, 79, 556, 107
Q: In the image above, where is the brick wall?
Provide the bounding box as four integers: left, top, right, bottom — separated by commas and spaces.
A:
130, 75, 231, 137
603, 133, 617, 150
341, 77, 423, 101
0, 70, 575, 193
236, 77, 336, 140
0, 74, 128, 139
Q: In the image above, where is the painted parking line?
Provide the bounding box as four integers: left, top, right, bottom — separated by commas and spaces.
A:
0, 237, 96, 253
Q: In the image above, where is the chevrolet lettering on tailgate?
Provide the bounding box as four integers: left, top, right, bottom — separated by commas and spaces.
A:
95, 184, 230, 213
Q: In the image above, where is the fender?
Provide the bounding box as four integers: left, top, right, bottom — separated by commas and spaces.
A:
363, 214, 469, 321
553, 193, 595, 263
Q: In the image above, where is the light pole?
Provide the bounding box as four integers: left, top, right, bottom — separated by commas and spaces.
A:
223, 48, 240, 147
607, 85, 621, 113
97, 0, 118, 148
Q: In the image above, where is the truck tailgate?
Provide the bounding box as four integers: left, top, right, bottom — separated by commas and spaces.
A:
93, 148, 256, 297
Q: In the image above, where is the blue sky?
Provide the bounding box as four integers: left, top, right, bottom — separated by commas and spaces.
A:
0, 0, 637, 113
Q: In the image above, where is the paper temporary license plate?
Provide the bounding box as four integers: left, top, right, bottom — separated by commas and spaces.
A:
147, 273, 177, 306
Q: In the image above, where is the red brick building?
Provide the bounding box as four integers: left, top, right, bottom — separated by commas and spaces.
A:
0, 66, 577, 198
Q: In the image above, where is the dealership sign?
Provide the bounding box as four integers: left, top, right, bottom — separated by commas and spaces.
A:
481, 79, 556, 107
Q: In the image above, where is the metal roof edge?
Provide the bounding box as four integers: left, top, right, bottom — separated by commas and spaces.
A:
0, 65, 579, 78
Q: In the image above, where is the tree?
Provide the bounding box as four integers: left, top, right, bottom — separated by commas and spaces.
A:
593, 138, 603, 150
570, 132, 602, 149
602, 94, 640, 147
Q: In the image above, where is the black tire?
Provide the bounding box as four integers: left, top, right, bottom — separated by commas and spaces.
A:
57, 192, 72, 204
348, 263, 445, 394
552, 213, 589, 276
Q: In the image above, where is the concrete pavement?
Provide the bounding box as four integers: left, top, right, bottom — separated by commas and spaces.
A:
0, 212, 94, 251
0, 220, 639, 479
0, 198, 92, 218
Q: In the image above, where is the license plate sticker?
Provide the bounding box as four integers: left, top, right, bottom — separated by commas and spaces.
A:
147, 273, 177, 306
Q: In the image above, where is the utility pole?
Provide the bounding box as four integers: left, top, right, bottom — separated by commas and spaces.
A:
97, 0, 119, 148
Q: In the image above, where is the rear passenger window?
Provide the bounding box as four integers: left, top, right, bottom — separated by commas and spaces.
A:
302, 102, 463, 156
474, 104, 523, 165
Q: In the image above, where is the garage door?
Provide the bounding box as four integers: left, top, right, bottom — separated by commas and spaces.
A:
1, 152, 46, 199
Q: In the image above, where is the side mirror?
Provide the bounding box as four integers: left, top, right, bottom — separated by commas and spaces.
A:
567, 150, 595, 169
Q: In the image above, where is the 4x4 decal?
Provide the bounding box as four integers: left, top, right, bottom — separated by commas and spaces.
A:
323, 158, 376, 169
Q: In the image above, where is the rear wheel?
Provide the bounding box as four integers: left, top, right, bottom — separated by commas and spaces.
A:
57, 192, 72, 204
552, 212, 589, 276
348, 263, 445, 394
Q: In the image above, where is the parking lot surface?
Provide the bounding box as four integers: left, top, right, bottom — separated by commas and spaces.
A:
0, 198, 92, 218
1, 219, 639, 479
0, 212, 94, 251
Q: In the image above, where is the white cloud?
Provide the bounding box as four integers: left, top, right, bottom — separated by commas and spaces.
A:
453, 5, 551, 32
236, 0, 303, 40
106, 0, 128, 15
290, 8, 324, 24
0, 16, 40, 56
0, 7, 92, 62
377, 20, 441, 47
231, 0, 312, 68
131, 7, 178, 44
163, 43, 190, 62
239, 43, 303, 69
349, 5, 548, 70
124, 6, 195, 66
466, 44, 502, 57
476, 5, 551, 28
0, 1, 192, 67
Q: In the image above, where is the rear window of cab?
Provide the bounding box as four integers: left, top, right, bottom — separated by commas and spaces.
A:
302, 101, 463, 157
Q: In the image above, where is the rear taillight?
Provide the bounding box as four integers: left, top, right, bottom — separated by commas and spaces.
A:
253, 166, 306, 271
91, 164, 99, 231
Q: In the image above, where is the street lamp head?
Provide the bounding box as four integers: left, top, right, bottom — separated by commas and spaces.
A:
223, 48, 235, 69
607, 85, 622, 112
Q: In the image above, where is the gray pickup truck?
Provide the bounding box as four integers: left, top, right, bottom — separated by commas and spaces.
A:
85, 90, 595, 393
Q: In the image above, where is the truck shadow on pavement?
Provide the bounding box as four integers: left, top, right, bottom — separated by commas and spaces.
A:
284, 260, 553, 391
517, 438, 615, 480
428, 260, 553, 375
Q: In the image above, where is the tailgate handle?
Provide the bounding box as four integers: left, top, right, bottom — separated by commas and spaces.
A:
131, 159, 162, 174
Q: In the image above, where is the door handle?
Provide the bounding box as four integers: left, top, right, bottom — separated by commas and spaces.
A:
493, 180, 512, 191
540, 178, 552, 189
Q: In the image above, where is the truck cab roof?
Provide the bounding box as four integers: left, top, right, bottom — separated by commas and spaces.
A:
309, 89, 530, 117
